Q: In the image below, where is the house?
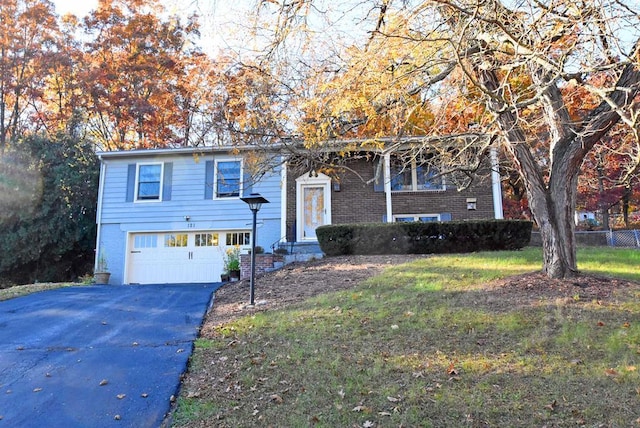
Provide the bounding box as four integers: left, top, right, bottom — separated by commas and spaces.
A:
283, 140, 503, 246
95, 147, 283, 285
95, 141, 503, 284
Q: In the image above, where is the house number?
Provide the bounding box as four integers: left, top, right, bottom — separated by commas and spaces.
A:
187, 222, 196, 228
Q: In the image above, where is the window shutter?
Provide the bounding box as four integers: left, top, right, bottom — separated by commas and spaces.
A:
440, 212, 452, 221
162, 162, 173, 201
243, 171, 253, 196
126, 164, 136, 202
204, 160, 214, 199
382, 214, 387, 223
373, 161, 384, 192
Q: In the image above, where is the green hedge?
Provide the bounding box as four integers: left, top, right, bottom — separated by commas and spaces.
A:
316, 220, 533, 256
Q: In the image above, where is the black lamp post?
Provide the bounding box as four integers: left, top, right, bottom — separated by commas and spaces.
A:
240, 193, 270, 306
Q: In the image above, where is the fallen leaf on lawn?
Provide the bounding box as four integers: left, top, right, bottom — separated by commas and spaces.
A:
186, 391, 200, 398
387, 396, 400, 403
252, 409, 259, 416
363, 420, 375, 428
623, 322, 631, 328
352, 405, 368, 412
391, 324, 399, 330
544, 400, 557, 411
116, 394, 126, 399
99, 379, 108, 386
447, 362, 458, 376
597, 321, 605, 326
270, 394, 283, 403
626, 365, 636, 372
33, 388, 42, 393
337, 389, 345, 398
378, 411, 392, 416
605, 368, 619, 377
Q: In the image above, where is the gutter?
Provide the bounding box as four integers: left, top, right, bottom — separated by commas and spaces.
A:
94, 156, 107, 272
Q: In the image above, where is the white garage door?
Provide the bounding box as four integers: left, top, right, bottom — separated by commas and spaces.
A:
126, 231, 247, 284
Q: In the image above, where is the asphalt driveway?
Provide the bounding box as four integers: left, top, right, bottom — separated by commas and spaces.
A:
0, 283, 220, 427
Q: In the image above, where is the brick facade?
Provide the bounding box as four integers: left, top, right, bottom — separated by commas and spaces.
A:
240, 253, 285, 280
286, 156, 497, 241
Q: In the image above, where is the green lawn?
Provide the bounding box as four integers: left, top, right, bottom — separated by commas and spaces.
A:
175, 247, 640, 426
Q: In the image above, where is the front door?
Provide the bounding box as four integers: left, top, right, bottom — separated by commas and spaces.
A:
302, 185, 325, 239
296, 172, 331, 241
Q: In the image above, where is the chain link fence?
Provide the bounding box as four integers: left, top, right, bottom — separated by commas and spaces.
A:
530, 230, 640, 248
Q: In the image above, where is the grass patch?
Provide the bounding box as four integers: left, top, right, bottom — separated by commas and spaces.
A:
0, 282, 78, 301
174, 248, 640, 427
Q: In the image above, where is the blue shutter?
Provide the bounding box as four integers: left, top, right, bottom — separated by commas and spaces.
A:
373, 161, 384, 192
440, 212, 452, 221
162, 162, 173, 201
204, 160, 214, 199
243, 170, 253, 196
382, 214, 387, 223
126, 164, 136, 202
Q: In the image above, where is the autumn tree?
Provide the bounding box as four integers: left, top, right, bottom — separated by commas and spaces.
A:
0, 0, 60, 151
242, 0, 640, 279
80, 0, 202, 149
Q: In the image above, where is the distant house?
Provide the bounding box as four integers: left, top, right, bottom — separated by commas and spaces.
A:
95, 142, 503, 284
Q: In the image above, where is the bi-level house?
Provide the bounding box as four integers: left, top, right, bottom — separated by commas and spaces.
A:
95, 141, 503, 285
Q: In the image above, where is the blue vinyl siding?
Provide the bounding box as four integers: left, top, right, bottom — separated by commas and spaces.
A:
97, 151, 283, 283
100, 154, 282, 226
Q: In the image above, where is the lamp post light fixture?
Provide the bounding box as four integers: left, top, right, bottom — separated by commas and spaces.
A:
240, 193, 270, 306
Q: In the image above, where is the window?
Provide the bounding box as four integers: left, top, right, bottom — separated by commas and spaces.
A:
137, 164, 162, 201
195, 233, 219, 247
215, 160, 241, 198
134, 234, 158, 248
165, 234, 188, 247
393, 214, 440, 223
390, 157, 444, 191
226, 232, 250, 246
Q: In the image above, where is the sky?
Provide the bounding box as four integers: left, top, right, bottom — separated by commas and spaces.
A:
50, 0, 249, 55
52, 0, 98, 17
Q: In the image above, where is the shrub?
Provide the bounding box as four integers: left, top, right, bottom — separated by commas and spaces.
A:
316, 220, 533, 256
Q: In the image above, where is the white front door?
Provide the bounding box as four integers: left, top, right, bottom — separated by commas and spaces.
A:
296, 172, 331, 241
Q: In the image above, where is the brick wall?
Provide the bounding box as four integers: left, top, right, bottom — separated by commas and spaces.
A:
286, 156, 498, 239
240, 253, 285, 280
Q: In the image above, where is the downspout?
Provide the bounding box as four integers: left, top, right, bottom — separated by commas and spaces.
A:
94, 157, 107, 272
490, 147, 504, 219
384, 152, 392, 222
280, 158, 288, 243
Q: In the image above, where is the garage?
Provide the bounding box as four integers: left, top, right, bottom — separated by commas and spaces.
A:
126, 231, 249, 284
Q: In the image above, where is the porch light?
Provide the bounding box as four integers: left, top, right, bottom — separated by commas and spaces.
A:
240, 193, 270, 306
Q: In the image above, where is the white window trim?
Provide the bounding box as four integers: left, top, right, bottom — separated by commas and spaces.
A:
134, 162, 164, 203
392, 214, 441, 222
390, 159, 445, 192
213, 157, 243, 200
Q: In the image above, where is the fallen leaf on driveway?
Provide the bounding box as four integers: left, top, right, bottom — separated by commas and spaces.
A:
99, 379, 108, 386
33, 388, 42, 392
116, 394, 126, 399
